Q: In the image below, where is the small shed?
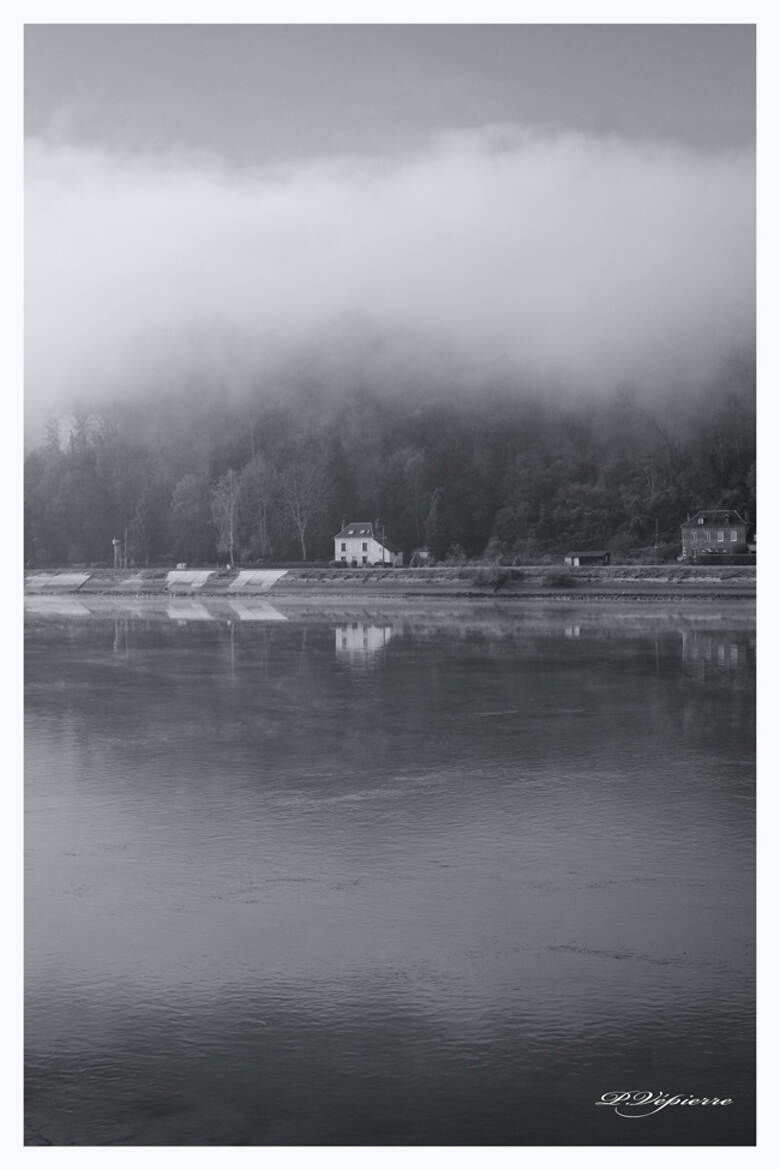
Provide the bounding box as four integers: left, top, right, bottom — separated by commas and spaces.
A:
563, 551, 611, 567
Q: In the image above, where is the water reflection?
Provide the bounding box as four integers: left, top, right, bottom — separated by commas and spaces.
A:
229, 601, 288, 622
335, 622, 394, 663
25, 597, 90, 617
166, 601, 216, 623
681, 628, 755, 676
112, 619, 129, 657
25, 604, 755, 1145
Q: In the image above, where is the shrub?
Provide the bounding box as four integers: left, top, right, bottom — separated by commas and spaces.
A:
474, 566, 513, 590
444, 542, 467, 564
542, 572, 576, 588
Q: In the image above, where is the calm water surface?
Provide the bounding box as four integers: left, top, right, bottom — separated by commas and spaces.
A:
25, 600, 755, 1145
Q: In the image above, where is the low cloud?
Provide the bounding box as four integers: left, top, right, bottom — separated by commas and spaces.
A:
25, 127, 755, 418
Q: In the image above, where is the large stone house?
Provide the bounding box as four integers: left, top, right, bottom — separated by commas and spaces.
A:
680, 509, 751, 559
334, 521, 403, 567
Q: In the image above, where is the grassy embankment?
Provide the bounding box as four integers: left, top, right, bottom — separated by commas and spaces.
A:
25, 563, 756, 600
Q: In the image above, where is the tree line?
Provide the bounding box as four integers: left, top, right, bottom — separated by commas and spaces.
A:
24, 366, 756, 567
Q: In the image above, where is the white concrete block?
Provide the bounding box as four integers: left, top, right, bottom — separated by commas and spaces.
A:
228, 570, 288, 593
166, 570, 214, 590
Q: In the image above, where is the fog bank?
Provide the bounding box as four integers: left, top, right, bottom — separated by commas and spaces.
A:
25, 127, 755, 418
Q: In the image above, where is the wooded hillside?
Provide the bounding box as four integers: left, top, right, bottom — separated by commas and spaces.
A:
24, 363, 755, 566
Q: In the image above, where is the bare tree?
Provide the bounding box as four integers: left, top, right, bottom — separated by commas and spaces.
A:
211, 469, 240, 566
280, 459, 328, 561
170, 471, 212, 563
239, 455, 277, 560
398, 446, 426, 542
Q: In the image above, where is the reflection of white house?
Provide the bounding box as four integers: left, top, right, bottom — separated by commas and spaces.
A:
334, 521, 403, 567
335, 623, 394, 657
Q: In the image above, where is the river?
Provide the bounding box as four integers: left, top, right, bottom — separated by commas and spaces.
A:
24, 600, 755, 1144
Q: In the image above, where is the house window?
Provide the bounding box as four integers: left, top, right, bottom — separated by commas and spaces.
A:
341, 542, 346, 551
697, 517, 704, 525
717, 530, 724, 543
730, 530, 738, 542
692, 532, 697, 542
361, 556, 367, 565
362, 542, 367, 551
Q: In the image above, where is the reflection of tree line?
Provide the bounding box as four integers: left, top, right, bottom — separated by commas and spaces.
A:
37, 606, 758, 674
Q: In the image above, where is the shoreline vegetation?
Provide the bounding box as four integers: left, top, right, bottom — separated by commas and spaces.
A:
24, 564, 756, 601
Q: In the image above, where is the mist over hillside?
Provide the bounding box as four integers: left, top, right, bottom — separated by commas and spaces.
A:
24, 349, 755, 566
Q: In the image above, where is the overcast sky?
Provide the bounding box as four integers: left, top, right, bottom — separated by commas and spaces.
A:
24, 24, 756, 420
25, 25, 755, 158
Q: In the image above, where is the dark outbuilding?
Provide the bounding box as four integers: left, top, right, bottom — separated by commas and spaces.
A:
563, 551, 611, 566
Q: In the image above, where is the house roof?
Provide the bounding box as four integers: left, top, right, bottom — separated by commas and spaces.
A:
681, 509, 747, 528
335, 522, 375, 538
566, 550, 609, 557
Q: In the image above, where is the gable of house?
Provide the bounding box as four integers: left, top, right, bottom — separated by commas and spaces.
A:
681, 509, 747, 530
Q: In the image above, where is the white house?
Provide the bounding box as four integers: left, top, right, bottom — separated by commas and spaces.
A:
334, 521, 403, 567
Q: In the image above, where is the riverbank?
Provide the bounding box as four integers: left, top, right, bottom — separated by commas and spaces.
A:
25, 563, 756, 602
